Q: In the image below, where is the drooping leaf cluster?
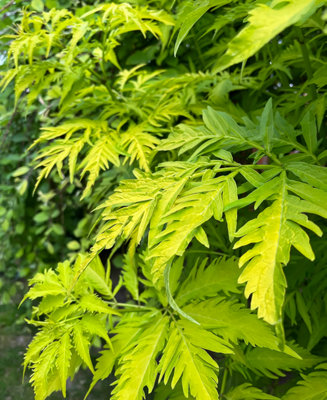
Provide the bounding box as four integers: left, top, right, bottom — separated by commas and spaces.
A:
1, 0, 327, 399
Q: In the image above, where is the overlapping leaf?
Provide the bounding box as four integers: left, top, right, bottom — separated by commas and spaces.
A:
283, 364, 327, 400
159, 319, 233, 400
215, 0, 324, 72
232, 172, 327, 324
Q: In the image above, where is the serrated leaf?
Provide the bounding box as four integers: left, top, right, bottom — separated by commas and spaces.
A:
57, 260, 73, 290
84, 256, 112, 297
30, 341, 61, 400
80, 135, 122, 199
56, 332, 72, 398
183, 298, 281, 350
225, 383, 280, 400
79, 293, 120, 315
37, 295, 66, 315
24, 270, 65, 302
122, 125, 160, 172
91, 176, 168, 254
283, 365, 327, 400
159, 319, 232, 400
286, 162, 327, 191
149, 178, 227, 282
215, 0, 323, 72
112, 315, 168, 400
84, 345, 116, 399
81, 314, 111, 346
176, 257, 240, 306
24, 327, 58, 374
85, 313, 148, 399
243, 344, 323, 379
73, 323, 94, 373
233, 172, 326, 324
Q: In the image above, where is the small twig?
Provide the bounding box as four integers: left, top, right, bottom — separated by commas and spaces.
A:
106, 301, 156, 311
187, 250, 230, 257
0, 0, 14, 14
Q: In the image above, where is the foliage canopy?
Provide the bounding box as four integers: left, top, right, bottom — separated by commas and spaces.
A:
1, 0, 327, 399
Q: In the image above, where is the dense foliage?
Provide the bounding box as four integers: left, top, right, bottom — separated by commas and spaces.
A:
1, 0, 327, 399
0, 0, 91, 314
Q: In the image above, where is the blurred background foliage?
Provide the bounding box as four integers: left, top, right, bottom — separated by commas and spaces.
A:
0, 1, 107, 396
0, 0, 92, 325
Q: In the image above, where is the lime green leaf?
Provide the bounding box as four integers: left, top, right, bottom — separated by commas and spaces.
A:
73, 323, 94, 373
176, 257, 240, 306
159, 319, 232, 400
91, 176, 167, 254
80, 135, 123, 199
12, 166, 29, 177
283, 365, 327, 400
31, 0, 44, 12
174, 1, 212, 56
225, 383, 280, 400
84, 345, 117, 399
286, 162, 327, 191
30, 341, 61, 400
24, 270, 65, 301
215, 0, 324, 72
149, 178, 226, 283
67, 241, 80, 250
56, 332, 72, 398
223, 177, 238, 241
79, 293, 120, 315
37, 295, 66, 315
243, 344, 323, 379
122, 125, 160, 172
233, 172, 326, 324
183, 298, 281, 350
83, 256, 112, 297
81, 314, 111, 346
24, 328, 57, 373
112, 316, 168, 400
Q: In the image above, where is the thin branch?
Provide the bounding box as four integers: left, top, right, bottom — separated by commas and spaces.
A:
0, 0, 14, 14
106, 301, 157, 311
